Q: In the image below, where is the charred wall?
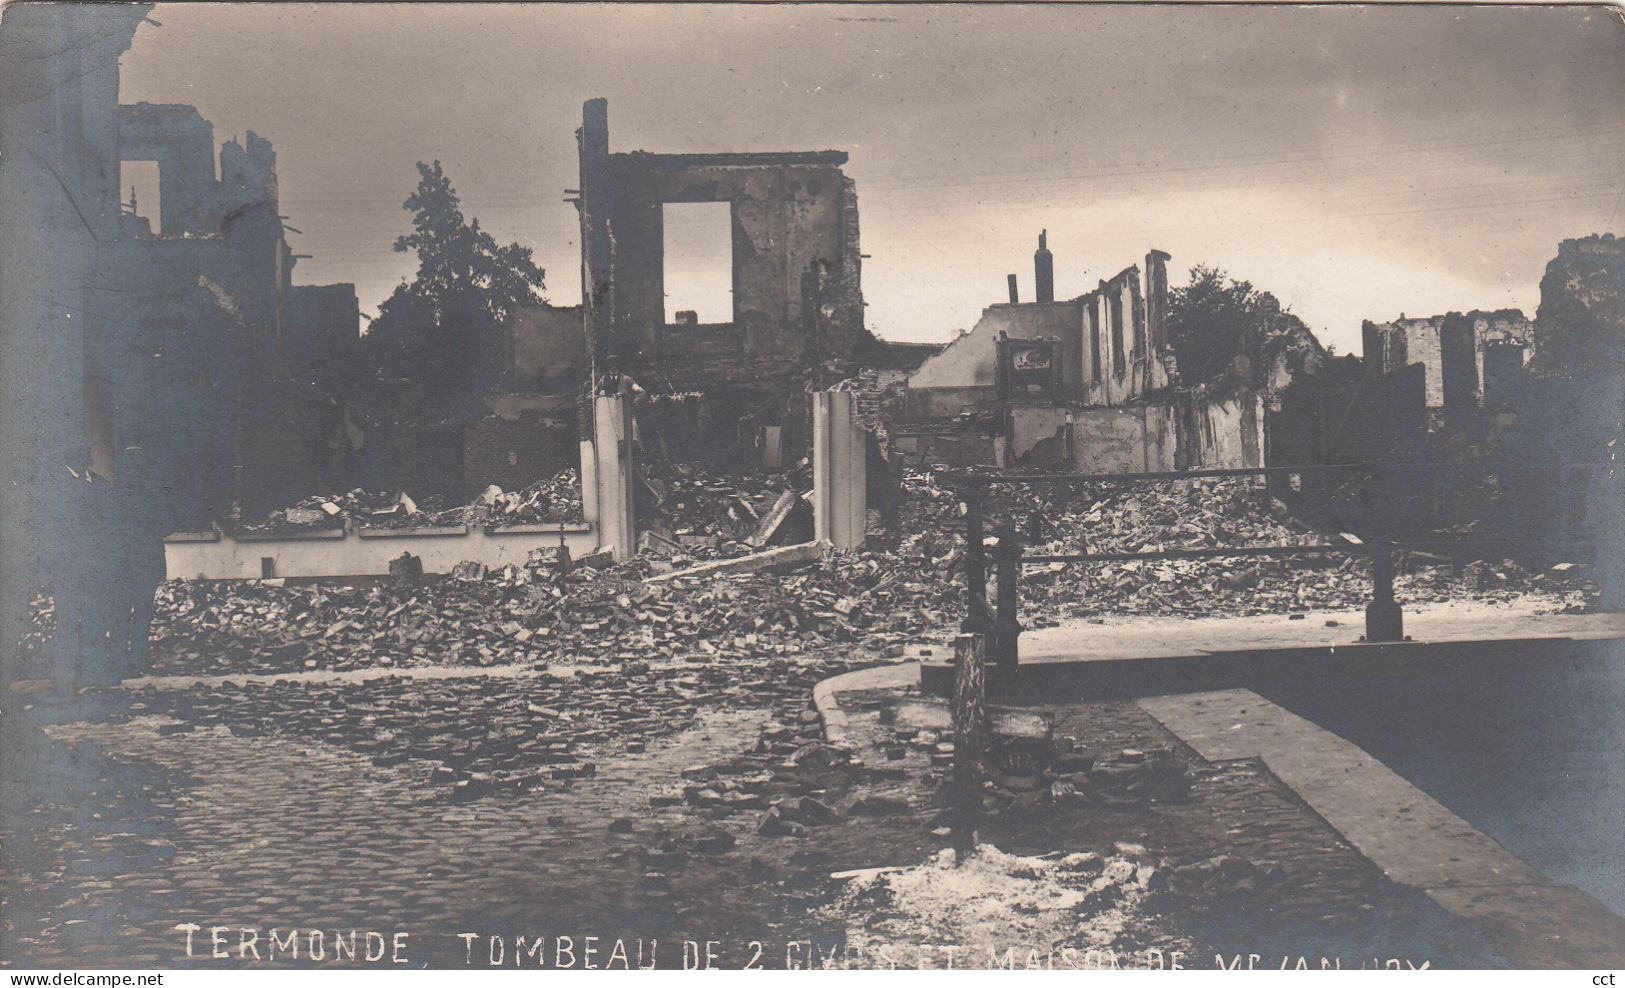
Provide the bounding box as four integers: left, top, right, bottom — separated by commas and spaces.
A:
576, 98, 868, 457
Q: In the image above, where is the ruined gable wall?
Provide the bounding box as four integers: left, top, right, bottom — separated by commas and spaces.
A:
600, 154, 854, 384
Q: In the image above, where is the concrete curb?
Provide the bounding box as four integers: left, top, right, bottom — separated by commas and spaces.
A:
811, 662, 919, 748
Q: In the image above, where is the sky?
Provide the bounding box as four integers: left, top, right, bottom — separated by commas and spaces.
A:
118, 2, 1625, 353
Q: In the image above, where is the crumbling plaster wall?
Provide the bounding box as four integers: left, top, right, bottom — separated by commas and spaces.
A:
507, 302, 586, 389
1183, 391, 1263, 470
1067, 405, 1177, 473
909, 301, 1084, 393
1018, 389, 1262, 474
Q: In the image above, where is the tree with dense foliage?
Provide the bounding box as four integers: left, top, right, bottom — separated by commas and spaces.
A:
362, 161, 545, 395
1166, 264, 1324, 390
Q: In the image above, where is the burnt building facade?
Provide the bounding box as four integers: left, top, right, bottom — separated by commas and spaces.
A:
903, 238, 1176, 422
574, 98, 870, 463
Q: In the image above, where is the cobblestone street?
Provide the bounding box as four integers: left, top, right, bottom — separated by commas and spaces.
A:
4, 652, 1508, 969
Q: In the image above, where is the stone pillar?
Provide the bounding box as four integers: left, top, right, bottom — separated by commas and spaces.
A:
591, 392, 635, 560
579, 438, 599, 524
812, 390, 866, 549
1144, 249, 1171, 352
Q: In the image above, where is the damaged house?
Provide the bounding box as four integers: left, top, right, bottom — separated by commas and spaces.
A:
0, 3, 358, 681
574, 98, 878, 467
1361, 308, 1534, 428
892, 235, 1265, 472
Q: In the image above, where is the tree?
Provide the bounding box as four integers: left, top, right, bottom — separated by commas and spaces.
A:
1167, 264, 1323, 390
362, 161, 545, 393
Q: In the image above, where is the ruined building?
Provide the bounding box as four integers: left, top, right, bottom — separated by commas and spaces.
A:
107, 102, 362, 521
574, 98, 872, 465
1344, 237, 1623, 561
463, 302, 587, 495
892, 235, 1266, 472
1362, 309, 1534, 426
0, 3, 357, 684
1534, 234, 1625, 377
904, 235, 1174, 419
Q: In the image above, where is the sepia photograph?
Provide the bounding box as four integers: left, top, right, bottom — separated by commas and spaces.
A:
1, 0, 1623, 974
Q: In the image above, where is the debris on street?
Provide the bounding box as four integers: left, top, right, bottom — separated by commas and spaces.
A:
821, 844, 1177, 967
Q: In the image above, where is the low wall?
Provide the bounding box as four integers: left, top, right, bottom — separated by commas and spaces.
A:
163, 522, 599, 581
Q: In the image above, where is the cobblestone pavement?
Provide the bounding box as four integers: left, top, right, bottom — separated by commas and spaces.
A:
5, 665, 1506, 969
823, 689, 1508, 969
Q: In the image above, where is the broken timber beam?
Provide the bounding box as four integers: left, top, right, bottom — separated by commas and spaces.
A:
642, 541, 826, 584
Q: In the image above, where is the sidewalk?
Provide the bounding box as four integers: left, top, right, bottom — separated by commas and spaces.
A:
1022, 601, 1625, 663
1141, 689, 1625, 969
920, 602, 1625, 698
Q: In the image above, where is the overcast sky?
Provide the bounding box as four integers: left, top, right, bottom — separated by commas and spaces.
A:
120, 2, 1625, 352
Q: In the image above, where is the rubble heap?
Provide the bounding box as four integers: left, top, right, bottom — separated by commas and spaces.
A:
636, 461, 811, 558
892, 470, 1592, 620
240, 469, 586, 534
145, 544, 959, 677
15, 465, 1599, 683
119, 653, 859, 803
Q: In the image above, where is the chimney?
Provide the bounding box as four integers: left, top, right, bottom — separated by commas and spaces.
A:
1034, 229, 1054, 303
1007, 274, 1019, 304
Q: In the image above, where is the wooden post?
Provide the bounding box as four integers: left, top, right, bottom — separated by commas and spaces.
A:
991, 523, 1022, 670
952, 631, 986, 862
1360, 463, 1404, 643
1365, 541, 1404, 642
959, 484, 991, 638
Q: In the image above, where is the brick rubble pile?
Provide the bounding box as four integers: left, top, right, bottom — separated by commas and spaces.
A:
240, 469, 586, 534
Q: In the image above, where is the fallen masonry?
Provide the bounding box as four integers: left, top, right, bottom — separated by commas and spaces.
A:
242, 470, 588, 535
14, 474, 1599, 686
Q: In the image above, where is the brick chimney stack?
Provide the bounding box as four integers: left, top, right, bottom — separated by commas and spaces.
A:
1034, 229, 1054, 303
1007, 273, 1019, 304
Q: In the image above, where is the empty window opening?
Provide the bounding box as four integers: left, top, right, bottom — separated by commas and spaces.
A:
662, 202, 733, 325
120, 160, 162, 235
